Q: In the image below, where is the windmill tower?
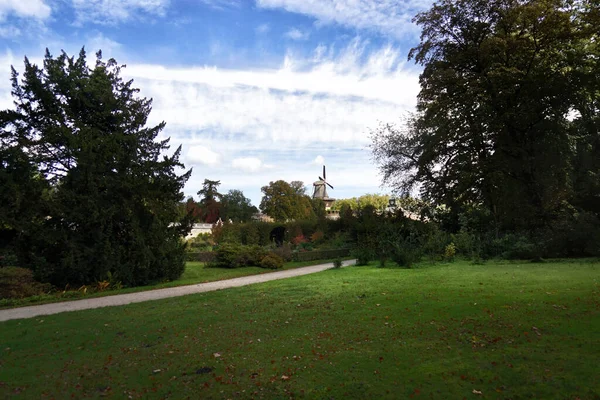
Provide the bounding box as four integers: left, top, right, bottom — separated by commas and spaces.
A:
312, 165, 335, 210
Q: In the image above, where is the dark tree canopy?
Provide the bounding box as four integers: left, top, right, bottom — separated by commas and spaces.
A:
197, 179, 222, 223
0, 48, 192, 286
371, 0, 600, 230
220, 189, 258, 222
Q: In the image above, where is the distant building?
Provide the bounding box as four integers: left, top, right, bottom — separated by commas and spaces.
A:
252, 213, 274, 223
185, 223, 213, 240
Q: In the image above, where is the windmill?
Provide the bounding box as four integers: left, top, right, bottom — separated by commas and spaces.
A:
312, 165, 335, 206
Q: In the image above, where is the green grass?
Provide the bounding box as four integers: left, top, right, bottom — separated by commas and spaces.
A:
1, 260, 599, 399
0, 258, 351, 309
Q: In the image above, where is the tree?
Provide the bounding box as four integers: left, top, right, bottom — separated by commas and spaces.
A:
260, 180, 315, 222
0, 48, 191, 286
332, 194, 390, 212
197, 179, 222, 223
289, 180, 307, 195
371, 0, 599, 230
220, 189, 258, 222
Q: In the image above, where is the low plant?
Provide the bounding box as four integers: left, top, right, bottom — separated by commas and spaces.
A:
210, 244, 268, 268
260, 253, 284, 269
332, 258, 343, 269
352, 247, 373, 266
390, 236, 421, 268
444, 242, 456, 261
272, 242, 293, 262
0, 267, 54, 299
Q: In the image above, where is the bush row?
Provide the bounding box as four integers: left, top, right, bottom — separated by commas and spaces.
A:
207, 244, 284, 269
292, 248, 350, 262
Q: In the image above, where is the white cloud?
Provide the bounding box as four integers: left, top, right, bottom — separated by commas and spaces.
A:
0, 0, 51, 21
126, 39, 419, 107
186, 145, 221, 166
255, 23, 270, 34
232, 157, 272, 173
0, 39, 417, 205
199, 0, 240, 10
285, 27, 309, 41
72, 0, 170, 25
312, 155, 325, 165
256, 0, 433, 39
0, 24, 19, 37
86, 33, 122, 54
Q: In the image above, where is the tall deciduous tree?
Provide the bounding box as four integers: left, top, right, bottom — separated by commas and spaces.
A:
220, 189, 258, 222
372, 0, 599, 230
260, 180, 315, 222
0, 48, 192, 286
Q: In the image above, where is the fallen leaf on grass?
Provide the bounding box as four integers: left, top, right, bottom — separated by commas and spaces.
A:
213, 353, 221, 358
472, 389, 482, 395
281, 375, 289, 381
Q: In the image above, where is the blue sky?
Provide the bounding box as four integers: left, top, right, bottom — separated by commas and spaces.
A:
0, 0, 432, 207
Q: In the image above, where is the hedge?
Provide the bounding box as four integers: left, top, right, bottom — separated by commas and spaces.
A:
292, 248, 350, 262
185, 252, 216, 263
185, 248, 351, 264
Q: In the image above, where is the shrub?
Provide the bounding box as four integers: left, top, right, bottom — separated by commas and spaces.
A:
390, 237, 421, 268
292, 234, 307, 246
0, 267, 54, 299
185, 251, 217, 262
332, 258, 343, 268
293, 248, 350, 262
310, 230, 325, 244
0, 251, 18, 267
451, 231, 477, 257
260, 253, 284, 269
421, 227, 451, 261
542, 211, 600, 257
444, 243, 456, 261
482, 233, 540, 260
210, 244, 267, 268
186, 233, 214, 251
352, 247, 374, 266
241, 224, 261, 246
272, 243, 293, 262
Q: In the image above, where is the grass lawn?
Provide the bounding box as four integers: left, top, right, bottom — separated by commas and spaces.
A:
0, 258, 350, 309
1, 259, 599, 399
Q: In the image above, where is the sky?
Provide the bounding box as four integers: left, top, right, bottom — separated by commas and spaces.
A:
0, 0, 432, 207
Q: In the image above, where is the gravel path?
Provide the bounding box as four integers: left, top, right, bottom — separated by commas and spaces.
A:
0, 260, 355, 322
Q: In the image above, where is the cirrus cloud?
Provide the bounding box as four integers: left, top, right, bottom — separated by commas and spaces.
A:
256, 0, 433, 39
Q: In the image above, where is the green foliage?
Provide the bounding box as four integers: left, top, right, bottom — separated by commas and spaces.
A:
186, 233, 214, 252
371, 0, 600, 232
542, 211, 600, 258
352, 247, 374, 266
215, 221, 277, 246
331, 194, 390, 212
332, 258, 343, 269
210, 244, 267, 269
1, 49, 191, 287
259, 253, 284, 269
292, 248, 350, 262
220, 189, 258, 223
444, 243, 456, 261
0, 267, 53, 299
271, 243, 293, 262
389, 235, 421, 268
260, 180, 316, 222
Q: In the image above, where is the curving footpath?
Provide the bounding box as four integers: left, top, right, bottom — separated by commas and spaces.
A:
0, 259, 355, 322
